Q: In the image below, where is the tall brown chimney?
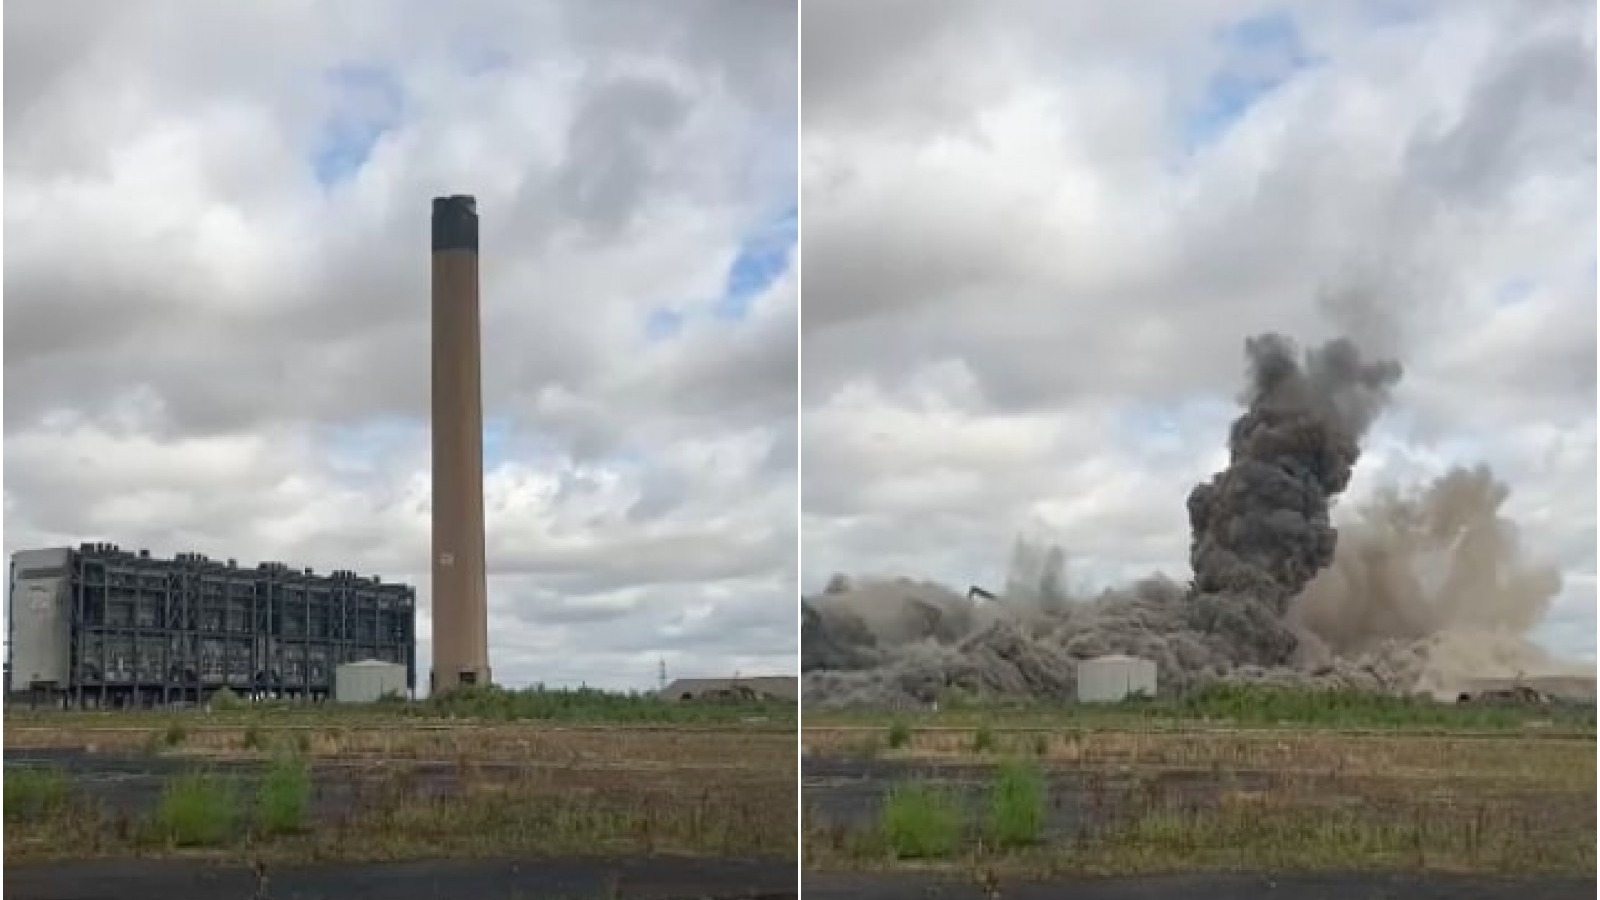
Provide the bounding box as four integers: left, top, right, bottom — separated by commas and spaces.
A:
430, 194, 490, 693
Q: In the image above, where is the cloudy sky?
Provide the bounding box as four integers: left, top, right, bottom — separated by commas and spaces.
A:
801, 0, 1597, 661
4, 0, 798, 690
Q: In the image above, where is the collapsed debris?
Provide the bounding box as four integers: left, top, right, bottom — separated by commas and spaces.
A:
804, 334, 1582, 707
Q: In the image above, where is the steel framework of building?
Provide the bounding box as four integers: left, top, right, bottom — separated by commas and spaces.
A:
6, 543, 416, 708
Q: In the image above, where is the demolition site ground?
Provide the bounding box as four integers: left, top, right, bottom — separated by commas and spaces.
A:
801, 688, 1596, 899
3, 697, 797, 900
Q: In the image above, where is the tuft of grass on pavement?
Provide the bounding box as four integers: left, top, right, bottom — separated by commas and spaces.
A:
255, 750, 312, 836
880, 782, 963, 859
985, 760, 1045, 849
4, 766, 69, 820
152, 772, 236, 847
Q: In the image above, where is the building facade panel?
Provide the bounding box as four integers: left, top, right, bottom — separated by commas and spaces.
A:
6, 543, 416, 707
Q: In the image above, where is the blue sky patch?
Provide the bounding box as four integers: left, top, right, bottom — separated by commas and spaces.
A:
482, 415, 516, 470
716, 203, 797, 321
312, 64, 406, 187
1185, 11, 1319, 151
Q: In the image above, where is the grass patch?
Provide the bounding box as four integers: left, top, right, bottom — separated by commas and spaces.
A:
255, 751, 311, 836
972, 723, 996, 753
887, 720, 911, 750
417, 683, 795, 725
163, 722, 187, 748
6, 684, 796, 730
211, 686, 245, 711
880, 782, 963, 859
4, 766, 69, 820
985, 761, 1045, 849
152, 772, 236, 846
242, 724, 265, 751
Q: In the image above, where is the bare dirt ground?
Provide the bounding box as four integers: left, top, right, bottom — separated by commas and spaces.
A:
4, 857, 795, 900
800, 871, 1595, 900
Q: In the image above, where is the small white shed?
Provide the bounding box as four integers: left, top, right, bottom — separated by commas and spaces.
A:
335, 660, 408, 703
1076, 655, 1157, 703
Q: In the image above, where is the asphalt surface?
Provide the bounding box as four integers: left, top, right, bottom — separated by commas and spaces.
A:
4, 748, 472, 824
805, 757, 1288, 836
4, 857, 796, 900
802, 756, 1579, 836
800, 871, 1597, 899
6, 749, 797, 897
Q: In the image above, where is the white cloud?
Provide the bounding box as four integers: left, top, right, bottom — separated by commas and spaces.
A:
4, 0, 799, 690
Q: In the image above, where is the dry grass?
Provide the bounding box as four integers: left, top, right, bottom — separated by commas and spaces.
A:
5, 722, 797, 864
10, 721, 792, 768
803, 725, 1596, 877
10, 762, 796, 864
805, 726, 1595, 790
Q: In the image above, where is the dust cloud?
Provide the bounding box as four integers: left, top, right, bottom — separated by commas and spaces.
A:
802, 334, 1578, 707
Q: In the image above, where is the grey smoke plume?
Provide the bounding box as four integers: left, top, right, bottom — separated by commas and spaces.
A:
1186, 334, 1403, 665
803, 335, 1572, 707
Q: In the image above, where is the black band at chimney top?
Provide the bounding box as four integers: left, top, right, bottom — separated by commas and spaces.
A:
431, 195, 478, 253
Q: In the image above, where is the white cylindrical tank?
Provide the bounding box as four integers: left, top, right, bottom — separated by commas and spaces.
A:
1076, 655, 1157, 703
334, 660, 408, 703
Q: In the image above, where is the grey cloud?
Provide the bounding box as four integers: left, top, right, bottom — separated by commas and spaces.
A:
556, 77, 692, 236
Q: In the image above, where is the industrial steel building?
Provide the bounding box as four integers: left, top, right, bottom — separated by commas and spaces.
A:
6, 543, 416, 707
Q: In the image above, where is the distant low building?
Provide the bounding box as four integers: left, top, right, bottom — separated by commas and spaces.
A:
335, 659, 409, 703
1460, 676, 1596, 704
661, 675, 797, 702
1076, 655, 1157, 703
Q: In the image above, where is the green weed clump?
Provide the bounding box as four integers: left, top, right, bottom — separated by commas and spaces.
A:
162, 721, 188, 747
4, 766, 69, 820
985, 760, 1046, 848
211, 686, 245, 711
255, 750, 312, 835
972, 723, 996, 753
880, 782, 963, 859
152, 772, 236, 846
887, 720, 912, 749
